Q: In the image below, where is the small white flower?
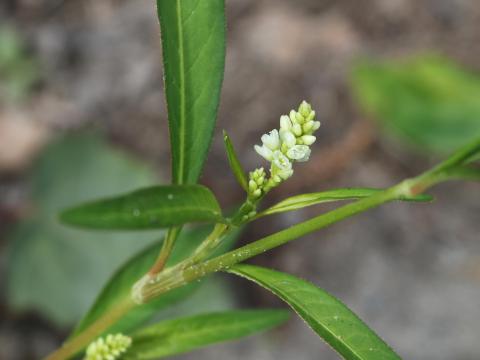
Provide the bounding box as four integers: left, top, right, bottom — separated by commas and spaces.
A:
312, 120, 321, 131
254, 144, 273, 161
287, 145, 311, 162
280, 129, 296, 148
301, 135, 316, 146
272, 150, 293, 180
261, 129, 280, 150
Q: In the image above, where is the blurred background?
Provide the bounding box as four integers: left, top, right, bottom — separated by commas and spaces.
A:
1, 0, 480, 359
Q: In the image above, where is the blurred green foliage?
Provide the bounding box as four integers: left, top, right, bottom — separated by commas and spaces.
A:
351, 55, 480, 155
6, 134, 160, 326
0, 26, 39, 101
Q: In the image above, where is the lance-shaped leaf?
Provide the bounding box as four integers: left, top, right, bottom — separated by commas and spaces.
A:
158, 0, 226, 184
229, 265, 401, 360
60, 185, 223, 229
223, 131, 248, 191
256, 188, 432, 218
124, 310, 289, 359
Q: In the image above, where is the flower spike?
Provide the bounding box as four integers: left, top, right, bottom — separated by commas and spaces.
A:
84, 333, 132, 360
250, 100, 320, 200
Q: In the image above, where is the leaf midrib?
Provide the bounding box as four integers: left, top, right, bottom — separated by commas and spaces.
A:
176, 0, 186, 184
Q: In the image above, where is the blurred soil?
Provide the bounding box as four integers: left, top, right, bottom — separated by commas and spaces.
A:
1, 0, 480, 359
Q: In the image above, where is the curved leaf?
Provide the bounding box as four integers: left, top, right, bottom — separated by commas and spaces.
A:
257, 188, 432, 218
60, 185, 223, 230
124, 310, 289, 359
223, 131, 248, 191
158, 0, 226, 184
229, 265, 401, 360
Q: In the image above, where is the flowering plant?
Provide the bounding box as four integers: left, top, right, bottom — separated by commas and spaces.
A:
44, 2, 480, 360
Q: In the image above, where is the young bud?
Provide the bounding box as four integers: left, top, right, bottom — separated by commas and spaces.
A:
298, 100, 312, 117
292, 123, 303, 136
280, 115, 292, 131
289, 110, 298, 124
295, 112, 305, 124
306, 110, 316, 121
301, 135, 316, 146
303, 120, 314, 133
248, 179, 258, 192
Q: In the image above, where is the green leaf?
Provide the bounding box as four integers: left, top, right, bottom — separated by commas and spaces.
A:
223, 131, 248, 191
257, 188, 432, 218
72, 225, 241, 337
158, 0, 226, 184
124, 310, 289, 359
351, 55, 480, 155
6, 134, 159, 326
60, 184, 223, 230
229, 265, 401, 360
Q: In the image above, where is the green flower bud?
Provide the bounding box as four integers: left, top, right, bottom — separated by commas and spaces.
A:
295, 112, 305, 124
292, 123, 302, 136
298, 101, 312, 117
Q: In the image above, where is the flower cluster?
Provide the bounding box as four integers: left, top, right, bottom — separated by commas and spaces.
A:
250, 101, 320, 198
85, 334, 132, 360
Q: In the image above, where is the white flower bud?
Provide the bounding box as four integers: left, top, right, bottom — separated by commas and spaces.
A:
312, 121, 321, 131
254, 145, 273, 161
289, 110, 298, 123
280, 115, 292, 131
280, 129, 296, 148
301, 135, 316, 146
292, 123, 302, 136
287, 145, 311, 162
261, 129, 280, 150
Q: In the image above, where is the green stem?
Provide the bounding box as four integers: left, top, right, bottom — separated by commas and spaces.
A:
134, 170, 450, 298
188, 223, 230, 263
149, 227, 180, 275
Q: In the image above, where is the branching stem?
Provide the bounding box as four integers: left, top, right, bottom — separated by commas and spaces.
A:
44, 137, 480, 360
